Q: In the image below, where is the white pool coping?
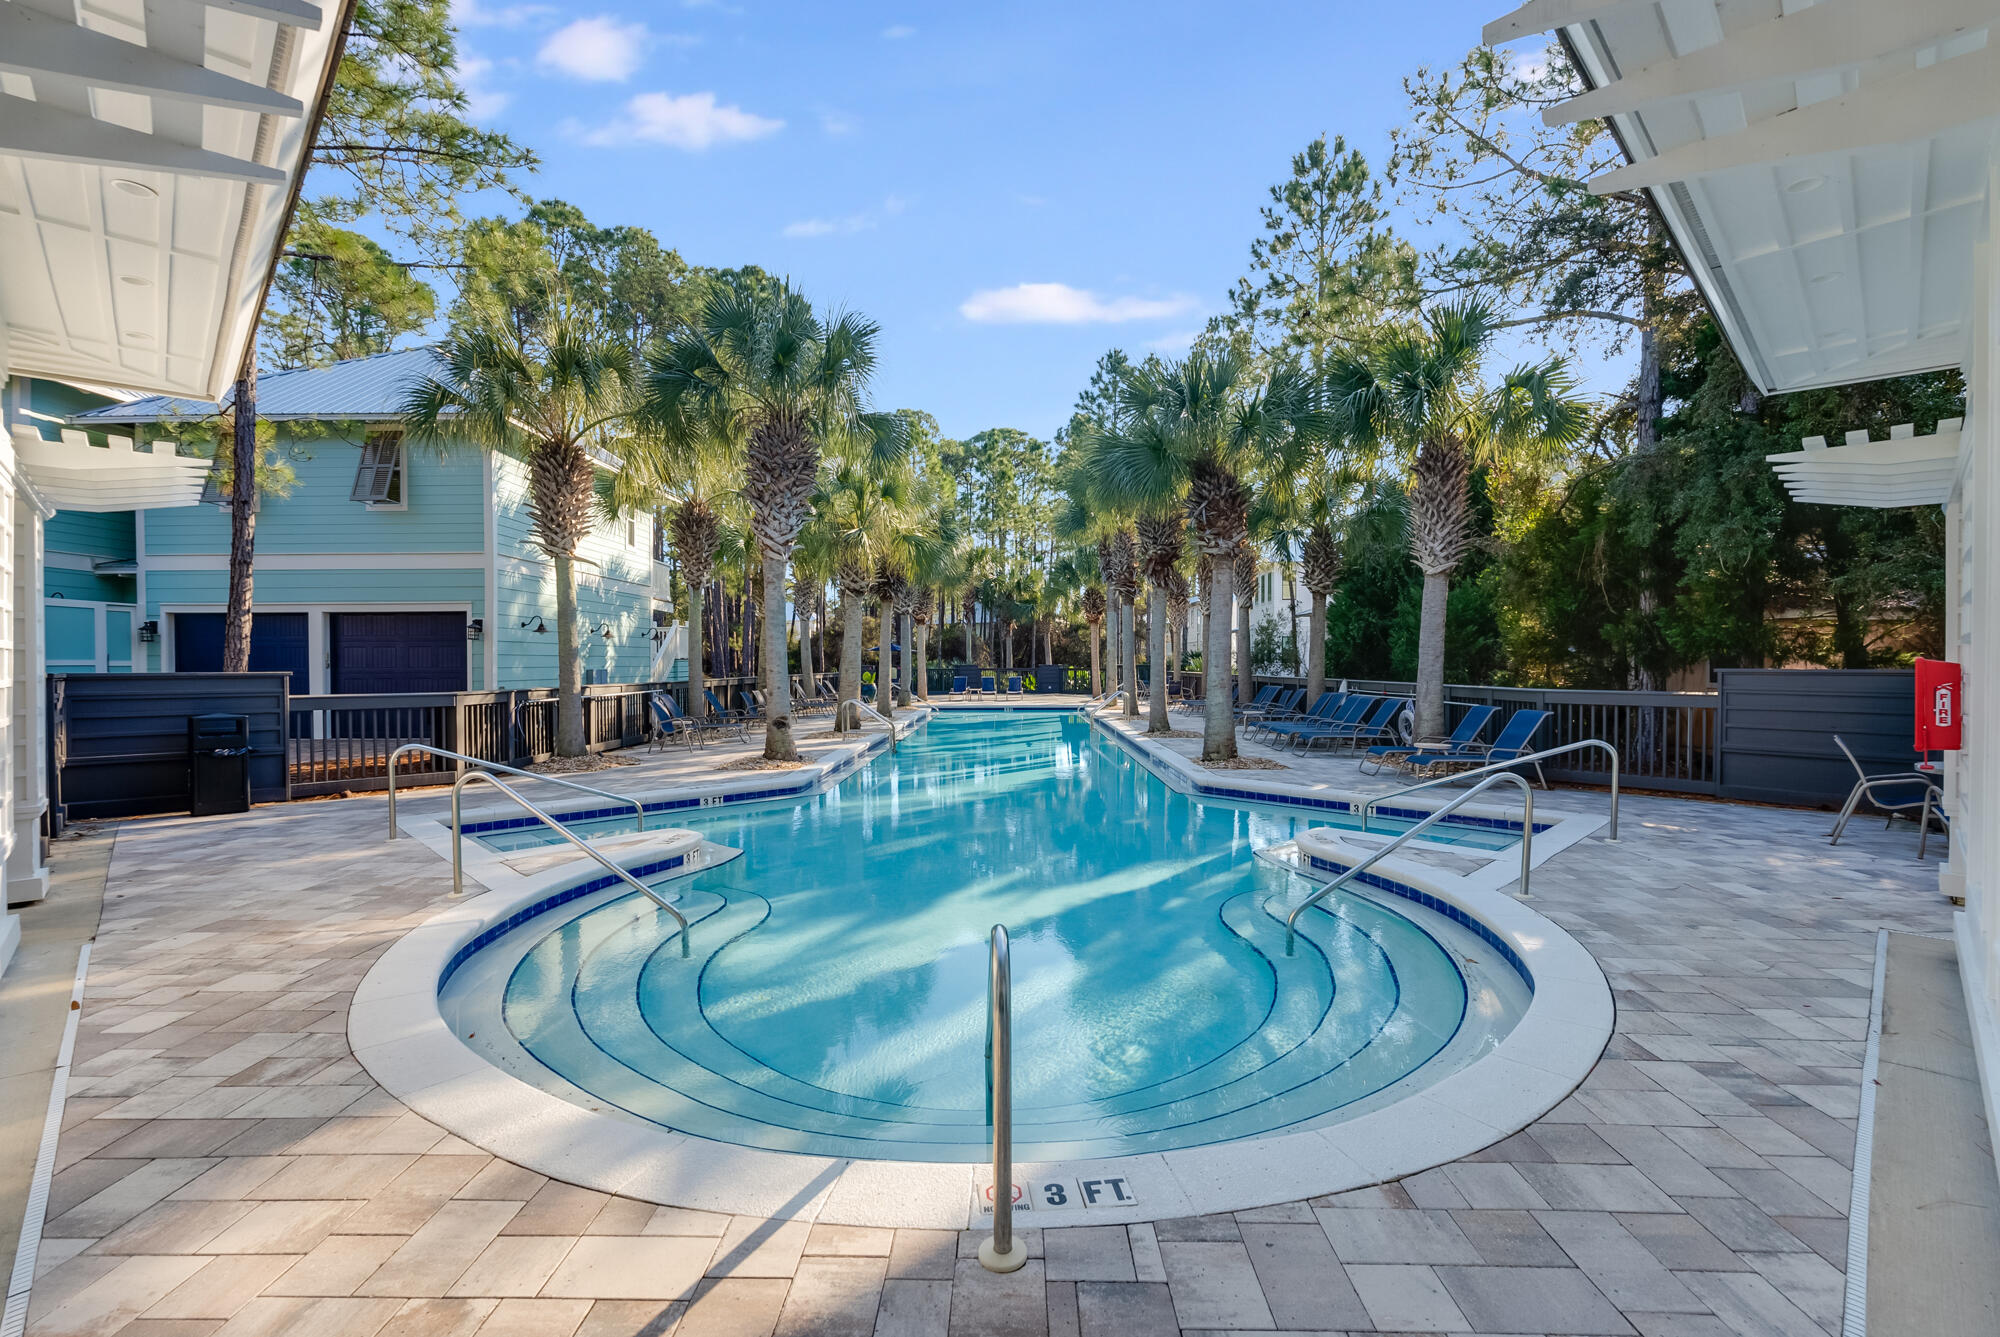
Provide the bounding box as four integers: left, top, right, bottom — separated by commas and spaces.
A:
352, 703, 1614, 1228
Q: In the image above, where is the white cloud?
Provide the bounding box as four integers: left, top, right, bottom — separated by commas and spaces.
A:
881, 24, 917, 38
538, 16, 650, 81
783, 196, 906, 239
459, 55, 510, 118
451, 0, 554, 26
959, 283, 1199, 325
819, 109, 857, 136
583, 91, 784, 150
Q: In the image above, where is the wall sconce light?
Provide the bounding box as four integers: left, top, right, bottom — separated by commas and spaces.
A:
138, 620, 159, 643
467, 618, 484, 641
596, 623, 614, 641
520, 615, 548, 635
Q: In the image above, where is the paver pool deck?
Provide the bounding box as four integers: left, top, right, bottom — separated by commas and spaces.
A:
12, 706, 1957, 1337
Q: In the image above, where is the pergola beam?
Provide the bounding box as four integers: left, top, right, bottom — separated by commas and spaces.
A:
1546, 0, 1991, 126
1482, 0, 1650, 46
207, 0, 326, 29
0, 94, 287, 184
1589, 41, 2000, 194
0, 5, 304, 117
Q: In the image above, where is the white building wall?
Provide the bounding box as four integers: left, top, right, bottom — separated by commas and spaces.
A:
1951, 169, 2000, 1153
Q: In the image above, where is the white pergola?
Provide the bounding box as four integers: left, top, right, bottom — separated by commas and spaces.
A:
0, 0, 351, 962
1485, 0, 2000, 1164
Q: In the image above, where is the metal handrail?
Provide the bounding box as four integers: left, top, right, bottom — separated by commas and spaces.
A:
1287, 771, 1534, 953
449, 771, 689, 956
979, 924, 1026, 1273
385, 743, 644, 840
1095, 689, 1127, 712
1362, 737, 1621, 841
839, 699, 901, 749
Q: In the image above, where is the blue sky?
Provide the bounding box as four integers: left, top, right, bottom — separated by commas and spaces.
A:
447, 1, 1590, 441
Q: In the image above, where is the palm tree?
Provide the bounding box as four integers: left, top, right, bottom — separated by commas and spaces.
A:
1080, 588, 1106, 692
1327, 301, 1587, 737
616, 430, 741, 720
643, 283, 889, 760
1106, 529, 1140, 717
810, 433, 921, 728
1082, 350, 1326, 760
403, 312, 638, 756
1136, 513, 1184, 732
1234, 542, 1257, 706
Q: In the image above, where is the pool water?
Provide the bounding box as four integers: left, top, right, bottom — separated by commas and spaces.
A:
441, 713, 1529, 1161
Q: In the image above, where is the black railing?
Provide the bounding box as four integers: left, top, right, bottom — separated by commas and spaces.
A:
288, 681, 676, 795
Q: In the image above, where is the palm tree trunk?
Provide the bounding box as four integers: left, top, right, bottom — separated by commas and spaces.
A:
916, 622, 929, 700
797, 591, 814, 699
687, 592, 707, 719
222, 365, 257, 672
877, 602, 896, 718
1306, 590, 1327, 708
1416, 570, 1449, 739
1089, 620, 1101, 695
1236, 598, 1252, 711
1106, 592, 1122, 698
898, 612, 913, 705
554, 553, 584, 755
1202, 564, 1237, 761
839, 586, 865, 730
1147, 581, 1169, 733
760, 551, 797, 760
1121, 601, 1138, 718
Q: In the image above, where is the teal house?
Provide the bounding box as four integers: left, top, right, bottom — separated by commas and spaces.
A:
60, 348, 671, 695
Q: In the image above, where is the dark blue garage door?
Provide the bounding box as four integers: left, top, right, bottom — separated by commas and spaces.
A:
330, 613, 467, 693
174, 612, 309, 691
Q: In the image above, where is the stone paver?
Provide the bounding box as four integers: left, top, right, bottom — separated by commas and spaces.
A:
11, 725, 1952, 1335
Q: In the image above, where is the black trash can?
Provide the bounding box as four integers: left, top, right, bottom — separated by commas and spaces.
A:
188, 714, 252, 816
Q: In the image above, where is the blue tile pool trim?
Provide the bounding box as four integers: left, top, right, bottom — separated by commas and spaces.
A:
438, 852, 689, 990
1303, 853, 1533, 988
1091, 720, 1552, 836
460, 731, 898, 836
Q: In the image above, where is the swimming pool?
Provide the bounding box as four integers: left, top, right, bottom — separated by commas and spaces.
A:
438, 713, 1531, 1163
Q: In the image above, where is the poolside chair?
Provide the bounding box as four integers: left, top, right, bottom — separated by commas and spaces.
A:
1264, 693, 1369, 747
1360, 704, 1498, 776
790, 678, 828, 717
1008, 674, 1024, 694
1399, 708, 1552, 784
650, 693, 700, 750
1232, 685, 1281, 721
705, 688, 757, 733
1248, 690, 1343, 742
1918, 786, 1951, 860
1830, 734, 1940, 846
949, 674, 968, 698
1299, 695, 1406, 753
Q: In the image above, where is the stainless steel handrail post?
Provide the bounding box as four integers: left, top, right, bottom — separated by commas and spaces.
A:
1361, 737, 1619, 841
387, 742, 646, 840
1287, 772, 1534, 953
845, 700, 901, 750
979, 924, 1027, 1273
449, 771, 689, 956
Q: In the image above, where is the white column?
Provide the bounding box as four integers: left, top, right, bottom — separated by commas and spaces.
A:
8, 473, 49, 905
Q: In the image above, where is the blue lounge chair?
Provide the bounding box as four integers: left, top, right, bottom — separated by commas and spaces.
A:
1249, 690, 1343, 741
1361, 704, 1497, 775
705, 688, 756, 732
1401, 708, 1552, 784
1233, 685, 1280, 720
1299, 695, 1406, 753
1008, 674, 1024, 694
1263, 693, 1367, 746
949, 674, 968, 698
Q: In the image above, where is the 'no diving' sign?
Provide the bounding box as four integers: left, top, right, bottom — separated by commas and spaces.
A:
978, 1176, 1138, 1213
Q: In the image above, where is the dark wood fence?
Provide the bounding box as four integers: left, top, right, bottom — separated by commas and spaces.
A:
49, 672, 292, 823
1256, 669, 1918, 805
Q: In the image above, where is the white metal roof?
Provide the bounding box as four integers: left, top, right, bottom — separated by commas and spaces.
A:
1488, 0, 1999, 395
0, 0, 352, 402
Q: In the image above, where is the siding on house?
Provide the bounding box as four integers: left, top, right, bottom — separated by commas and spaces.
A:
48, 511, 134, 561
493, 454, 655, 687
141, 425, 486, 555
45, 569, 134, 603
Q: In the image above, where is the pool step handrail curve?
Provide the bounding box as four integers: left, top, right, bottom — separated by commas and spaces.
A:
1361, 738, 1621, 842
839, 699, 901, 748
980, 923, 1027, 1273
449, 769, 690, 956
385, 742, 645, 840
1286, 771, 1535, 955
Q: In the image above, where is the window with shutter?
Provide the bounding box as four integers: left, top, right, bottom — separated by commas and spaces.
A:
351, 431, 405, 506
